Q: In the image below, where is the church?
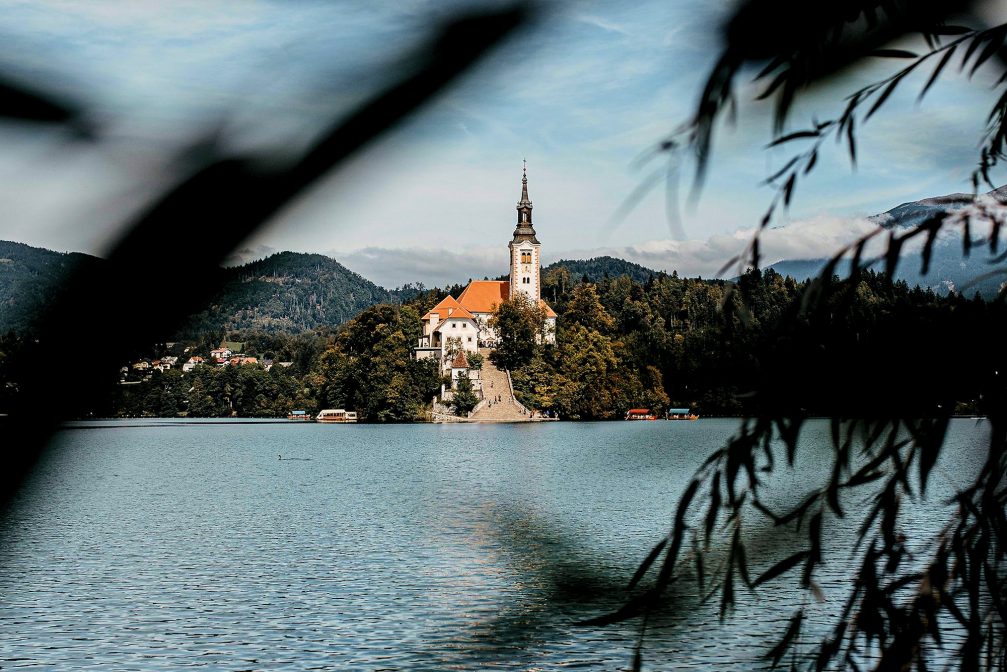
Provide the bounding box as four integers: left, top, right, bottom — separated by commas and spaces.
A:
414, 164, 557, 368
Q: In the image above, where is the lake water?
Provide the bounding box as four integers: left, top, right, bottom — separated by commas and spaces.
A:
0, 419, 990, 670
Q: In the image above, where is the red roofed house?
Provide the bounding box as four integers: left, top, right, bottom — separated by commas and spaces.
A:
415, 164, 557, 369
450, 349, 472, 386
414, 295, 481, 363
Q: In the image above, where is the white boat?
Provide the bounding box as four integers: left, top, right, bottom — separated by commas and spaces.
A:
316, 409, 358, 423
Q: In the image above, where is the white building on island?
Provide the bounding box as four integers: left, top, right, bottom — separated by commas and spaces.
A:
415, 164, 557, 369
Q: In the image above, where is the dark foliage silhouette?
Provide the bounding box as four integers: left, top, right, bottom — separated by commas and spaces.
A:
590, 1, 1007, 670
0, 5, 531, 501
2, 2, 1005, 670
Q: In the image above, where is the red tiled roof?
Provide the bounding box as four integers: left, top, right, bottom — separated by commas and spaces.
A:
539, 300, 557, 318
422, 295, 475, 321
451, 351, 470, 369
456, 280, 557, 318
457, 281, 509, 313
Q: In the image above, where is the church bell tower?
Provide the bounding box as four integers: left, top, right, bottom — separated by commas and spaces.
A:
509, 161, 541, 303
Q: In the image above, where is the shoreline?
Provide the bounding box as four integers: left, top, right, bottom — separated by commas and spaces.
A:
62, 414, 988, 425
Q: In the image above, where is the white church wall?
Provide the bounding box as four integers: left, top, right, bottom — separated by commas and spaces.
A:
439, 317, 480, 352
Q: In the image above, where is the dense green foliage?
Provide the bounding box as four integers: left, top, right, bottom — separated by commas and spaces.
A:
451, 372, 479, 415
2, 250, 1001, 422
0, 241, 101, 334
103, 304, 442, 422
543, 256, 658, 285
183, 252, 393, 335
310, 304, 441, 422
114, 364, 312, 418
489, 294, 547, 371
505, 268, 1000, 420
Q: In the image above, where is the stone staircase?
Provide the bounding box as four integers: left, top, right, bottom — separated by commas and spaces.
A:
468, 348, 530, 422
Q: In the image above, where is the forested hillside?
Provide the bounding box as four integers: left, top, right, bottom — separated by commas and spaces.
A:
105, 304, 440, 421
3, 236, 1002, 422
0, 241, 102, 334
0, 246, 392, 336
372, 268, 999, 420
181, 252, 393, 336
3, 263, 997, 420
542, 256, 658, 285
501, 268, 1001, 418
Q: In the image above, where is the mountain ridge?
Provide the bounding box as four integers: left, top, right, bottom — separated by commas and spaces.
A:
767, 185, 1007, 296
5, 182, 1005, 334
0, 244, 393, 336
0, 240, 103, 334
0, 244, 663, 336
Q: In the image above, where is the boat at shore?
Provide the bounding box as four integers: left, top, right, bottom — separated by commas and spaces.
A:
666, 407, 699, 421
317, 409, 358, 423
287, 410, 312, 421
625, 408, 658, 420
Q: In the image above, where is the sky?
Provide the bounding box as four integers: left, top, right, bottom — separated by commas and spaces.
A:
0, 0, 1003, 288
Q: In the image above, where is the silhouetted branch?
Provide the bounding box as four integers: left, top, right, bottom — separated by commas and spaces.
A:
0, 4, 531, 502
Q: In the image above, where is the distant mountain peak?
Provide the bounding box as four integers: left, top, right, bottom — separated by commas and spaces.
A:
870, 185, 1007, 229
772, 184, 1007, 297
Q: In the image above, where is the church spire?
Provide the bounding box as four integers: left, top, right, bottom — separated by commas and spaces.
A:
519, 159, 530, 205
513, 160, 538, 243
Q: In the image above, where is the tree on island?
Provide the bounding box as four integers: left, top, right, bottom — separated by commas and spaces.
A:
310, 303, 441, 422
508, 281, 669, 419
466, 351, 484, 370
488, 294, 547, 371
563, 283, 615, 334
451, 372, 479, 416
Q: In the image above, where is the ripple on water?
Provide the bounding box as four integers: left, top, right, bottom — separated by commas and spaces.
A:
0, 419, 988, 670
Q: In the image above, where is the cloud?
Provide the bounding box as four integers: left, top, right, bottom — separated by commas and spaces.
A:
611, 216, 882, 276
336, 245, 509, 289
574, 14, 631, 36
0, 0, 999, 277
334, 215, 884, 287
224, 244, 279, 267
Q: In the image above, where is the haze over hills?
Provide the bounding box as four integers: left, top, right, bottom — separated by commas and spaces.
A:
768, 186, 1007, 296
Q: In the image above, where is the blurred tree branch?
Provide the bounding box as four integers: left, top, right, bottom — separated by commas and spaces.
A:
594, 2, 1007, 670
0, 3, 532, 502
